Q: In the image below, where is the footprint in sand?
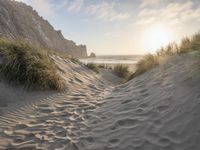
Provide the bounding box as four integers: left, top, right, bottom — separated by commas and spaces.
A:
156, 105, 169, 112
111, 118, 139, 130
37, 104, 50, 108
109, 138, 120, 144
153, 81, 160, 86
84, 136, 95, 143
142, 93, 149, 97
146, 132, 160, 141
121, 99, 132, 104
59, 101, 73, 105
56, 106, 67, 112
139, 102, 149, 108
197, 94, 200, 98
139, 89, 149, 97
135, 108, 145, 114
158, 138, 171, 147
13, 136, 26, 143
139, 89, 147, 93
153, 119, 162, 127
14, 123, 28, 130
55, 128, 67, 137
38, 107, 54, 114
74, 77, 83, 83
0, 102, 8, 108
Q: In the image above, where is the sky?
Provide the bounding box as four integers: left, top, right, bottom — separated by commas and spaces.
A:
15, 0, 200, 55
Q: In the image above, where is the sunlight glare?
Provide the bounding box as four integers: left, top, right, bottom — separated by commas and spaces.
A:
144, 25, 173, 53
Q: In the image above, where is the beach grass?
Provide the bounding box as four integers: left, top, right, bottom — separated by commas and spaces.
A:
129, 32, 200, 79
86, 63, 99, 73
113, 64, 130, 80
70, 57, 81, 64
0, 39, 65, 90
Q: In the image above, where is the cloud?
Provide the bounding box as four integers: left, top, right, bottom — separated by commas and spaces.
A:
85, 1, 130, 21
14, 0, 22, 1
16, 0, 130, 21
14, 0, 29, 3
14, 0, 54, 16
140, 0, 160, 8
68, 0, 84, 12
58, 0, 84, 12
136, 1, 200, 26
104, 32, 120, 38
32, 0, 54, 16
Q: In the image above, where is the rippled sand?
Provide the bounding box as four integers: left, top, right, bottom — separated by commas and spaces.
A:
1, 53, 200, 150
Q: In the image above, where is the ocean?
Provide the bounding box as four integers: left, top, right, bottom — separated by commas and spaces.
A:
79, 55, 143, 65
79, 55, 143, 72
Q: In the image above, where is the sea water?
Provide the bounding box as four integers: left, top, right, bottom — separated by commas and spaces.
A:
79, 55, 142, 65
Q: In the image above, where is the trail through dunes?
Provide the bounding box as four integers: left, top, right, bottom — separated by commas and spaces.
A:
1, 53, 200, 150
0, 56, 114, 150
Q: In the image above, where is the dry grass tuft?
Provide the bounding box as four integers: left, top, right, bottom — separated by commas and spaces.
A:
86, 63, 99, 73
113, 64, 130, 79
0, 39, 65, 90
129, 32, 200, 79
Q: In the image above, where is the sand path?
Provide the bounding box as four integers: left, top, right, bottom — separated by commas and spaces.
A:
76, 53, 200, 150
0, 85, 112, 149
1, 53, 200, 150
0, 56, 115, 149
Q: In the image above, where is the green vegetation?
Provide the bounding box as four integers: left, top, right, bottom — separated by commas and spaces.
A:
86, 63, 131, 79
98, 64, 109, 69
129, 32, 200, 79
113, 64, 130, 80
70, 57, 81, 64
0, 39, 65, 90
86, 63, 99, 73
98, 64, 113, 70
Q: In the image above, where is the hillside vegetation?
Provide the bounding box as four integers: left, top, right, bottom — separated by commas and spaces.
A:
130, 32, 200, 79
0, 39, 65, 90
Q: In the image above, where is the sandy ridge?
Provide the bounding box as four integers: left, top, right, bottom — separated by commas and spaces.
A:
1, 53, 200, 150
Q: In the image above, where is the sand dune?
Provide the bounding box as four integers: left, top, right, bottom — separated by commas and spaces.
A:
1, 52, 200, 150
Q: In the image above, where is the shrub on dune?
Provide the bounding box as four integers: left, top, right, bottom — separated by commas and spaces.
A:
0, 39, 65, 90
98, 64, 109, 69
178, 38, 192, 53
130, 32, 200, 80
113, 64, 130, 79
86, 63, 99, 73
70, 57, 81, 64
129, 54, 159, 79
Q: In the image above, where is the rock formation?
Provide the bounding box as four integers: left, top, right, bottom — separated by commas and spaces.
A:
89, 52, 96, 58
0, 0, 88, 58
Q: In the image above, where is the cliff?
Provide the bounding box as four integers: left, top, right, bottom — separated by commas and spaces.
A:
0, 0, 88, 58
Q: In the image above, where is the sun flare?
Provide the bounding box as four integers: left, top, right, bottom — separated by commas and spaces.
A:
144, 25, 173, 53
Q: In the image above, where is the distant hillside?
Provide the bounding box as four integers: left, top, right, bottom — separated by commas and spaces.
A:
0, 0, 87, 58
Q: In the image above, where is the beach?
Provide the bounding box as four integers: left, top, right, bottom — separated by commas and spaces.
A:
1, 52, 200, 149
1, 0, 200, 149
80, 55, 142, 72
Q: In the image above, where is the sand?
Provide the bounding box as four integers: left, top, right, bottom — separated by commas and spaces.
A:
0, 52, 200, 150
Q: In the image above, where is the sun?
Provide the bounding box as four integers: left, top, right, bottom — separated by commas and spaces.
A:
144, 24, 173, 53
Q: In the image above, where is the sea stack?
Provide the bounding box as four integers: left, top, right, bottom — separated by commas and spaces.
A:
89, 52, 96, 58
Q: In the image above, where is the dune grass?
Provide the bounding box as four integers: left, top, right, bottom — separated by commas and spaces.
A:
129, 32, 200, 79
70, 57, 81, 64
0, 39, 65, 90
98, 64, 109, 69
86, 63, 99, 73
113, 64, 130, 80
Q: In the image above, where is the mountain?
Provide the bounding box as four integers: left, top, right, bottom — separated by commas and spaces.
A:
0, 0, 87, 58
